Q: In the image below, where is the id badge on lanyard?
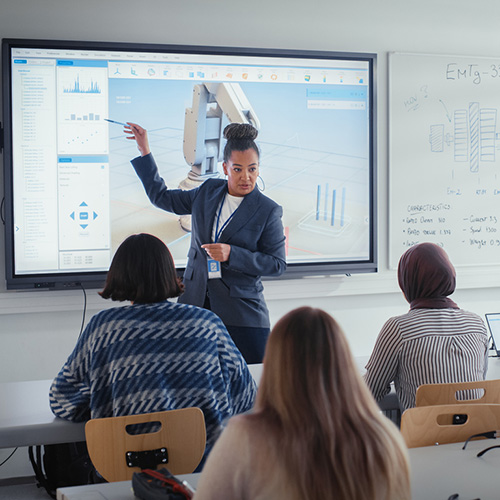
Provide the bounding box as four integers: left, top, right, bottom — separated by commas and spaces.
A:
207, 259, 221, 279
207, 199, 237, 280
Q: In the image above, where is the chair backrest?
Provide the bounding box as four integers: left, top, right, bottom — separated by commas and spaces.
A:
85, 408, 206, 482
415, 379, 500, 407
400, 403, 500, 448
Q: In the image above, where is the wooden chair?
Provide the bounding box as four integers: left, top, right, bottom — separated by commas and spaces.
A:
85, 408, 206, 482
415, 379, 500, 407
400, 403, 500, 448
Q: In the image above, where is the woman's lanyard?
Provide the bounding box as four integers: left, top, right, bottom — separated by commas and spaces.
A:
214, 198, 239, 243
208, 196, 240, 279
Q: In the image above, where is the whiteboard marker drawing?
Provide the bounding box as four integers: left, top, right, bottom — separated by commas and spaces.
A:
429, 101, 499, 173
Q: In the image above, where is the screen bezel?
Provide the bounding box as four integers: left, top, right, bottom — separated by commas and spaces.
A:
485, 313, 500, 357
2, 38, 377, 290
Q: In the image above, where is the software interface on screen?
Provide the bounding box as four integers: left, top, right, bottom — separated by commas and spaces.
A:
9, 46, 371, 276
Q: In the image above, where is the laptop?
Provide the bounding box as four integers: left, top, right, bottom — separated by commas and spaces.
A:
485, 313, 500, 356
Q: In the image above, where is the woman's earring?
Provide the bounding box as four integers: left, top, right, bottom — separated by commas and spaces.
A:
257, 175, 266, 192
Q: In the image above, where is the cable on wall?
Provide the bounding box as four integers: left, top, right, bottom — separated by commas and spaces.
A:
0, 197, 5, 225
78, 283, 87, 340
0, 447, 17, 467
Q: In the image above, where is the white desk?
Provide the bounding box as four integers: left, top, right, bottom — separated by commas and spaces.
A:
3, 357, 500, 450
0, 379, 85, 449
57, 439, 500, 499
57, 473, 200, 500
410, 438, 500, 499
0, 364, 263, 449
0, 360, 378, 449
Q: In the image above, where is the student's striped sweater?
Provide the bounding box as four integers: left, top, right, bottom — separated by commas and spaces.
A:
49, 300, 257, 459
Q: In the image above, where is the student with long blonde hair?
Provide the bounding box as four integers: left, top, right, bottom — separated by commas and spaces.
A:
195, 306, 410, 500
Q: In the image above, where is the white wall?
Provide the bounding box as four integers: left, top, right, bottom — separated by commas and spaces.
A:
1, 0, 500, 477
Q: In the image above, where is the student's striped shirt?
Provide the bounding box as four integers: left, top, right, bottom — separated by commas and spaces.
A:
364, 308, 489, 411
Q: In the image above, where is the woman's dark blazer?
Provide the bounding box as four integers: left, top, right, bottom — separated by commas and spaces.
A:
131, 154, 286, 328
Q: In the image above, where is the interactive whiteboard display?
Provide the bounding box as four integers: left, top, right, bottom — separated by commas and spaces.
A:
2, 39, 376, 289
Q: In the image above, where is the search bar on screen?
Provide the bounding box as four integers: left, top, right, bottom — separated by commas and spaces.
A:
307, 100, 366, 110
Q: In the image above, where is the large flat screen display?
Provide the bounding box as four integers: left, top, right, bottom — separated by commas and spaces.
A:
2, 39, 377, 290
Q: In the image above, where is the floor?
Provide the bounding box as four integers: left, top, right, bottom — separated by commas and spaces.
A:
0, 477, 53, 500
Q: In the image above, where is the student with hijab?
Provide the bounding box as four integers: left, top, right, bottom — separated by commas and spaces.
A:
364, 242, 488, 411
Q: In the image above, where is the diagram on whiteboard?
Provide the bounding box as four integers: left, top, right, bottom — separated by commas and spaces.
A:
429, 102, 499, 173
389, 53, 500, 269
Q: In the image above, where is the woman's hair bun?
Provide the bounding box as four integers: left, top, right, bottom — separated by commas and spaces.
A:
223, 123, 258, 141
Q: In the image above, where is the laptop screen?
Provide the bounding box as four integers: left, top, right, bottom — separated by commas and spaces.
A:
485, 313, 500, 356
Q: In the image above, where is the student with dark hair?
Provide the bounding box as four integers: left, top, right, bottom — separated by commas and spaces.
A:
49, 233, 256, 461
99, 231, 184, 303
195, 307, 410, 500
125, 122, 286, 363
364, 242, 488, 411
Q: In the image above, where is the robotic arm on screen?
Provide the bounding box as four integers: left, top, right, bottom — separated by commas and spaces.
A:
177, 82, 260, 231
182, 82, 260, 178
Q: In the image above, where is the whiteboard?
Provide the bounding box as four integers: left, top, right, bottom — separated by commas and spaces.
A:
389, 52, 500, 269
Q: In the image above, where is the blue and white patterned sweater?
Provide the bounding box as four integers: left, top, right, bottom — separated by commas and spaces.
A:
49, 301, 257, 458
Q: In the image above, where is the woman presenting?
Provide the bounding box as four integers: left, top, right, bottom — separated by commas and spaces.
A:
125, 122, 286, 363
